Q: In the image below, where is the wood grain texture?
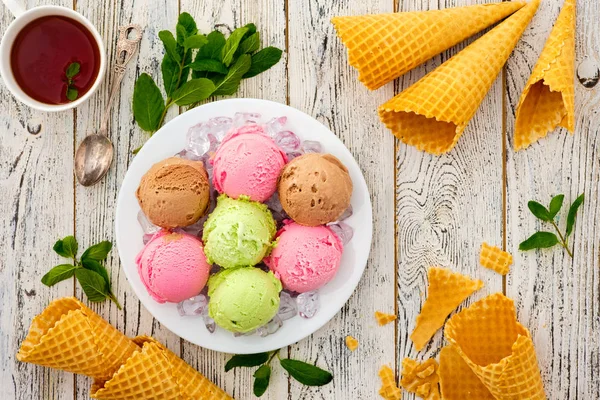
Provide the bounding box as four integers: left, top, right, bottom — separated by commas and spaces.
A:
72, 0, 181, 398
287, 0, 396, 399
505, 0, 600, 398
395, 3, 504, 396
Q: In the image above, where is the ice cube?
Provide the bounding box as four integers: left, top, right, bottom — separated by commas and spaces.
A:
265, 116, 287, 137
142, 233, 154, 245
278, 292, 297, 321
286, 150, 304, 161
337, 204, 353, 221
233, 112, 262, 127
275, 131, 301, 152
203, 314, 216, 333
182, 218, 205, 237
265, 192, 283, 213
297, 290, 319, 319
255, 325, 268, 337
302, 140, 322, 153
177, 294, 208, 316
208, 116, 233, 140
186, 123, 212, 158
328, 221, 354, 245
138, 210, 160, 235
266, 315, 283, 334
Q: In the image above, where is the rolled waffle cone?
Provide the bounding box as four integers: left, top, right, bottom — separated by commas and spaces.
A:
332, 2, 525, 90
514, 0, 576, 150
439, 345, 494, 400
410, 267, 483, 351
379, 0, 540, 155
17, 297, 139, 381
91, 336, 232, 400
444, 293, 546, 400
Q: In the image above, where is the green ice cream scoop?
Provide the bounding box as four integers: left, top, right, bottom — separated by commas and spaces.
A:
202, 195, 276, 268
208, 267, 282, 333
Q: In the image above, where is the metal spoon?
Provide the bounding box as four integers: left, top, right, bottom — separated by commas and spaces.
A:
75, 24, 143, 186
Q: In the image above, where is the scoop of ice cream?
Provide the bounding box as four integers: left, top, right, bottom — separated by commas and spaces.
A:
265, 222, 343, 293
136, 230, 211, 303
136, 157, 210, 228
278, 153, 353, 226
212, 126, 287, 202
208, 267, 282, 333
202, 195, 276, 268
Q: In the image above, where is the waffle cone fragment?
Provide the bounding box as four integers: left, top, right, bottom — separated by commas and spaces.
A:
91, 336, 232, 400
379, 0, 540, 155
439, 345, 494, 399
410, 267, 483, 351
445, 293, 546, 400
332, 2, 525, 90
480, 242, 513, 275
16, 297, 139, 381
514, 0, 576, 150
378, 365, 402, 400
375, 311, 397, 326
400, 358, 441, 400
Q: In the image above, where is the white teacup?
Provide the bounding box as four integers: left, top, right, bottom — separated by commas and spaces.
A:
0, 0, 106, 112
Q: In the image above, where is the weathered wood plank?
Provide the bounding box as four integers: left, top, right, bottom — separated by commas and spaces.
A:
73, 0, 180, 398
505, 0, 600, 398
177, 1, 289, 398
395, 1, 505, 398
0, 1, 76, 399
287, 0, 396, 399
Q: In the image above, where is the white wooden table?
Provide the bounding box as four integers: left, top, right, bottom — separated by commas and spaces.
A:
1, 0, 599, 399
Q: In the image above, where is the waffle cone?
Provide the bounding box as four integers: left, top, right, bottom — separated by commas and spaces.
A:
379, 0, 540, 155
332, 2, 525, 90
410, 267, 483, 351
16, 297, 139, 381
514, 0, 576, 150
444, 293, 546, 400
439, 345, 494, 399
91, 336, 232, 400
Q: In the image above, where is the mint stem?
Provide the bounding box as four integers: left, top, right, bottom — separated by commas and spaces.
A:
550, 220, 574, 258
267, 350, 279, 365
108, 292, 123, 310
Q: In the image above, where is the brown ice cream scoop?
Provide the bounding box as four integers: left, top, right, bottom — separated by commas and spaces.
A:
136, 157, 210, 228
278, 153, 353, 226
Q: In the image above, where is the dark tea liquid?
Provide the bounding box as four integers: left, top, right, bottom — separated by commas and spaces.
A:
10, 16, 101, 105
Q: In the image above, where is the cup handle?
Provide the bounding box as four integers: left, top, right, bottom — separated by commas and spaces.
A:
2, 0, 26, 17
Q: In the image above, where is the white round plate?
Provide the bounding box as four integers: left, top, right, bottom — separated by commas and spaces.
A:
116, 98, 373, 354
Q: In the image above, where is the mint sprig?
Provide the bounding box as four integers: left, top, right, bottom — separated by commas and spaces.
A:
42, 235, 121, 308
225, 350, 333, 397
64, 62, 81, 101
520, 193, 584, 258
132, 13, 283, 146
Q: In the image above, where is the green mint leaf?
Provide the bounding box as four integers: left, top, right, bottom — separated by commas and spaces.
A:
199, 31, 226, 60
161, 53, 181, 96
527, 201, 551, 222
548, 194, 565, 219
41, 264, 78, 286
239, 32, 260, 54
253, 365, 271, 397
172, 78, 215, 106
81, 258, 111, 291
280, 359, 333, 386
133, 73, 165, 132
213, 54, 251, 95
177, 12, 198, 44
224, 353, 269, 372
81, 241, 112, 262
184, 34, 208, 50
176, 24, 187, 46
187, 59, 228, 74
158, 30, 181, 63
243, 46, 283, 78
221, 26, 250, 67
242, 23, 257, 37
66, 62, 81, 79
519, 232, 559, 251
53, 236, 78, 259
566, 193, 584, 237
66, 87, 79, 101
75, 269, 108, 302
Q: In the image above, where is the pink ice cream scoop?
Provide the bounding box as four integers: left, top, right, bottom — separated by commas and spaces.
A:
264, 221, 343, 293
136, 230, 211, 303
212, 125, 287, 202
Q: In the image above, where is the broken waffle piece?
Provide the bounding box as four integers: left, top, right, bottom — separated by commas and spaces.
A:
480, 242, 513, 275
375, 311, 397, 326
379, 365, 402, 400
400, 358, 441, 400
345, 335, 359, 351
439, 345, 494, 400
410, 267, 483, 351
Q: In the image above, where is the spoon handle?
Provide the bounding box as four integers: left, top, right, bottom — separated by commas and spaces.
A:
100, 24, 143, 134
